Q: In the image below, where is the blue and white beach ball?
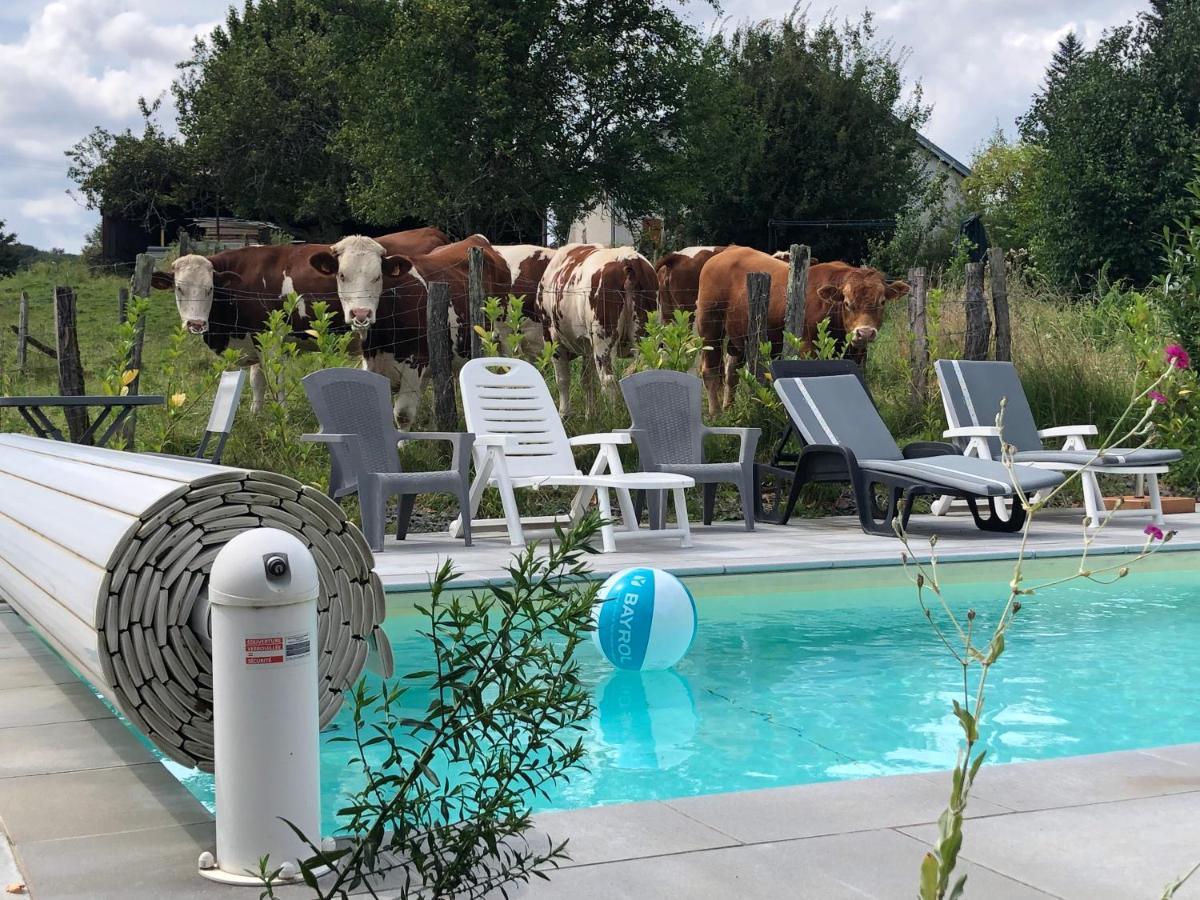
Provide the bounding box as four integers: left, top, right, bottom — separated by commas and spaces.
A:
592, 567, 697, 671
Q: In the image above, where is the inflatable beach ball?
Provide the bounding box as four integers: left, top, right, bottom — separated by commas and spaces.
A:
592, 567, 697, 671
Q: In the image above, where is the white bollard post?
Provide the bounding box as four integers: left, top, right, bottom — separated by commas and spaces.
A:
198, 528, 323, 886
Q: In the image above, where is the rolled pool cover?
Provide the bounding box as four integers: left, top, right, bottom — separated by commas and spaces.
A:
0, 434, 393, 771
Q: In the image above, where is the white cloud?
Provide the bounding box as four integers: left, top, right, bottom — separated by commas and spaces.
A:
0, 0, 1147, 251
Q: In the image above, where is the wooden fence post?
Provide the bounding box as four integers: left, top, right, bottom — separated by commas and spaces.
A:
54, 286, 90, 443
117, 286, 129, 324
907, 267, 929, 406
963, 262, 991, 361
988, 247, 1011, 362
784, 243, 810, 347
744, 272, 771, 380
426, 281, 457, 433
123, 253, 153, 449
178, 227, 192, 257
16, 290, 28, 373
467, 246, 485, 358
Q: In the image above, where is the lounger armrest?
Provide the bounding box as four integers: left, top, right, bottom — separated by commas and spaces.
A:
569, 432, 632, 447
1037, 425, 1098, 439
942, 425, 1002, 439
703, 426, 762, 465
903, 441, 959, 459
474, 434, 519, 451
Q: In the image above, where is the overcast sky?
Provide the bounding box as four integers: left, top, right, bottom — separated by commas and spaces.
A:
0, 0, 1145, 252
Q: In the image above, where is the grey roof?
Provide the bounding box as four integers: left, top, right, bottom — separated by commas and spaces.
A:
915, 133, 971, 178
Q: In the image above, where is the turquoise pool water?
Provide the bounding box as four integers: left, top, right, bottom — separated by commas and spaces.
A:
169, 554, 1200, 834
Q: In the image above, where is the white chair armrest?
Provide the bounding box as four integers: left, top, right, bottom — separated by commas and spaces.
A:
943, 425, 1003, 439
1037, 425, 1098, 439
473, 434, 519, 451
569, 432, 633, 447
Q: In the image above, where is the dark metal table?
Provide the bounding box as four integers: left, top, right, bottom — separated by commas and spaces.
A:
0, 395, 165, 447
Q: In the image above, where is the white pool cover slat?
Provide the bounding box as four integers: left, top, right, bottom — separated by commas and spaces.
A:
0, 434, 392, 772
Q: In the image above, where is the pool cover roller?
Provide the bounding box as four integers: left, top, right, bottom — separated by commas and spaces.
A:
0, 434, 393, 771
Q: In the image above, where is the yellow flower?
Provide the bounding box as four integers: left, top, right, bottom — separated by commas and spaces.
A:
120, 369, 139, 386
169, 392, 188, 408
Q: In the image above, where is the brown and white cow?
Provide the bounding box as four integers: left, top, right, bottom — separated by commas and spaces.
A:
492, 244, 554, 356
538, 243, 658, 416
695, 247, 908, 413
655, 246, 726, 316
322, 236, 510, 425
150, 245, 341, 411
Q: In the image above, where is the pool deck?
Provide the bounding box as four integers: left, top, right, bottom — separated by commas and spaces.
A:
374, 504, 1200, 590
2, 505, 1199, 898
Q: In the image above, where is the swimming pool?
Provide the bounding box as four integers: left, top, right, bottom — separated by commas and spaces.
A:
168, 551, 1200, 834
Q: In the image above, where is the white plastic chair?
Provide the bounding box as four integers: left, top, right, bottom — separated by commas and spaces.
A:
451, 358, 695, 551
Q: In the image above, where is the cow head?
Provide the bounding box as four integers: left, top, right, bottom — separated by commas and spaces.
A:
154, 254, 241, 334
309, 235, 412, 331
816, 268, 909, 349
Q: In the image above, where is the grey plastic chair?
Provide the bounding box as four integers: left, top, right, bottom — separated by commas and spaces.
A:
620, 369, 760, 530
775, 374, 1064, 535
144, 368, 246, 464
300, 368, 473, 551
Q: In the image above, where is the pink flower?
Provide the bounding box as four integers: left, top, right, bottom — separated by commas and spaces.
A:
1148, 390, 1168, 405
1144, 523, 1165, 541
1165, 344, 1191, 370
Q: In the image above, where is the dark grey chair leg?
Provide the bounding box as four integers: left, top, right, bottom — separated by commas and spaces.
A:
646, 489, 666, 530
456, 488, 472, 546
359, 484, 385, 552
702, 483, 717, 525
396, 494, 416, 541
739, 474, 756, 531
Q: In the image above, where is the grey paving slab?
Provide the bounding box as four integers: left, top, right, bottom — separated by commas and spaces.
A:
0, 718, 156, 778
0, 652, 78, 689
963, 748, 1200, 812
663, 770, 1012, 844
510, 827, 1056, 899
0, 831, 22, 894
15, 821, 311, 900
900, 790, 1200, 900
0, 762, 212, 843
0, 681, 111, 729
533, 800, 739, 867
0, 629, 54, 660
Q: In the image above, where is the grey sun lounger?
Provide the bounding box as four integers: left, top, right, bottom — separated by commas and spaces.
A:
774, 374, 1064, 535
935, 360, 1183, 526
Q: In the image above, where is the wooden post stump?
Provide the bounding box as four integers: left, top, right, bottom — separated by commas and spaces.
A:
907, 268, 929, 406
117, 286, 129, 324
123, 253, 154, 448
178, 227, 192, 257
54, 286, 89, 443
467, 246, 485, 358
426, 281, 457, 433
744, 271, 771, 380
784, 244, 811, 348
963, 262, 991, 361
988, 247, 1011, 362
16, 290, 28, 373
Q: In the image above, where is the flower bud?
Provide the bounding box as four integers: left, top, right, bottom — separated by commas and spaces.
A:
967, 608, 976, 621
1118, 567, 1130, 578
1012, 600, 1022, 614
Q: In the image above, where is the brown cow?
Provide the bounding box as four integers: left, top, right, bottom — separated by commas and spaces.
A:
492, 244, 554, 355
695, 247, 908, 412
538, 243, 659, 415
655, 246, 727, 316
376, 226, 451, 257
352, 237, 511, 425
149, 245, 342, 411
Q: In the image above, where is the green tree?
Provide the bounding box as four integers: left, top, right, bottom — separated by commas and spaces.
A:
961, 127, 1044, 255
65, 102, 193, 242
172, 0, 384, 237
675, 8, 930, 261
1018, 2, 1200, 286
0, 220, 21, 277
340, 0, 708, 240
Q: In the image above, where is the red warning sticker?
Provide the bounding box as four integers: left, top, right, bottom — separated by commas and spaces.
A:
245, 636, 284, 665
